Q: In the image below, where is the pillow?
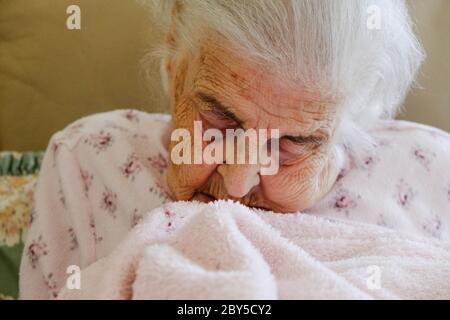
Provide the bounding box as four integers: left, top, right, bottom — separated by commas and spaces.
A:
0, 151, 43, 299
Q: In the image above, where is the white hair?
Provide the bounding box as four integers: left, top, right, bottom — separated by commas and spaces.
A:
142, 0, 424, 154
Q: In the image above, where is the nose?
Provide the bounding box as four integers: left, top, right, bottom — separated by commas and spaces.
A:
217, 164, 260, 198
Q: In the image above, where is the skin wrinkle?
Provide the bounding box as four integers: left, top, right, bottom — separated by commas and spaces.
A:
166, 38, 343, 213
174, 55, 187, 90
196, 45, 265, 101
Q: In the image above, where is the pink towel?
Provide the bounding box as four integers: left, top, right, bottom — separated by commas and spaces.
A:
56, 201, 450, 300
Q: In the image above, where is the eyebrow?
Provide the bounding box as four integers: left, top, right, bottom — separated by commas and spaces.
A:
196, 92, 243, 126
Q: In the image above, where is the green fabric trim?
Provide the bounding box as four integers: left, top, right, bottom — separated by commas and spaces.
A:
0, 151, 44, 176
0, 242, 23, 299
0, 151, 43, 299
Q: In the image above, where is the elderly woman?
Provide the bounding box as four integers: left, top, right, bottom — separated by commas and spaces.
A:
20, 0, 450, 299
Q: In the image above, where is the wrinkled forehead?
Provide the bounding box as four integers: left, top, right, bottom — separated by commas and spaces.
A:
189, 41, 338, 133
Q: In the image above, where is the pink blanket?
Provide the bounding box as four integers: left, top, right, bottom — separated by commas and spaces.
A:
56, 201, 450, 299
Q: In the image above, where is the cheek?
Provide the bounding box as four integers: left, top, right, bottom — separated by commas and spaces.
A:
167, 162, 216, 200
172, 97, 195, 128
168, 99, 218, 199
261, 150, 330, 208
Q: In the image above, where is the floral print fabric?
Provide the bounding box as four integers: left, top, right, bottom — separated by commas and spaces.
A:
0, 151, 41, 299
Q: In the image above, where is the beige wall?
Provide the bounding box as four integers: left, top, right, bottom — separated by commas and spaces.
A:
400, 0, 450, 132
0, 0, 168, 151
0, 0, 449, 151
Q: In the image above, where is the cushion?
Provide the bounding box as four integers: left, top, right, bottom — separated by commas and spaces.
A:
0, 151, 43, 299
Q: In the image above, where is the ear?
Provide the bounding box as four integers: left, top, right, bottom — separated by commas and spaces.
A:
163, 54, 180, 102
160, 57, 170, 95
161, 0, 180, 94
166, 0, 180, 55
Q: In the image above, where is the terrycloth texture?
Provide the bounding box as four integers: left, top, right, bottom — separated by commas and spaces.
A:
56, 201, 450, 300
19, 110, 450, 299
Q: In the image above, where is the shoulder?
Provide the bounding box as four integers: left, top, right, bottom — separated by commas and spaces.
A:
370, 119, 450, 157
338, 119, 450, 192
49, 109, 171, 150
43, 109, 172, 177
365, 119, 450, 197
40, 109, 173, 204
315, 119, 450, 229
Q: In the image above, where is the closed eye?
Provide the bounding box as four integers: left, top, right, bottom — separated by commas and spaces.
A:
283, 135, 326, 146
200, 110, 240, 130
196, 92, 242, 129
278, 134, 327, 165
210, 108, 239, 123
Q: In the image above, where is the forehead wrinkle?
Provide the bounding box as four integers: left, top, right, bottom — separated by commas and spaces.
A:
254, 96, 335, 134
194, 74, 334, 136
193, 54, 251, 104
192, 44, 337, 135
195, 59, 258, 100
197, 42, 267, 88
